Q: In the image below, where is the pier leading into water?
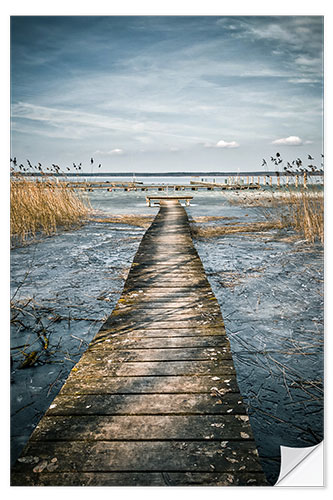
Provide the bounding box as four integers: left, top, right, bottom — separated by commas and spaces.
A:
12, 200, 267, 486
17, 169, 323, 192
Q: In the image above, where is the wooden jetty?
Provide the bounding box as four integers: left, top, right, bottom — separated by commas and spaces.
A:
18, 168, 324, 192
69, 182, 260, 192
146, 195, 193, 206
11, 200, 267, 487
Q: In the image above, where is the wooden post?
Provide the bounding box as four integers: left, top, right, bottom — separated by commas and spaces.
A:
269, 176, 272, 187
277, 176, 280, 188
285, 176, 289, 188
257, 176, 260, 186
246, 176, 249, 185
146, 197, 151, 207
303, 172, 307, 189
250, 176, 254, 184
295, 175, 299, 188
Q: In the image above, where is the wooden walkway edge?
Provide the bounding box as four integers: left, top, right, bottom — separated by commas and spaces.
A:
11, 200, 268, 486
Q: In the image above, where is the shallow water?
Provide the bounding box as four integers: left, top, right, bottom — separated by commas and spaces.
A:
10, 219, 145, 462
193, 233, 323, 484
10, 190, 323, 485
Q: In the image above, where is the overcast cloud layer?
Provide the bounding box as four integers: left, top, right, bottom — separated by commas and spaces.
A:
11, 16, 324, 172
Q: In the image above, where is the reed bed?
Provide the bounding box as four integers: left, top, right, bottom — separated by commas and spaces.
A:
282, 191, 324, 243
191, 220, 284, 239
11, 174, 91, 245
91, 214, 154, 228
227, 189, 324, 243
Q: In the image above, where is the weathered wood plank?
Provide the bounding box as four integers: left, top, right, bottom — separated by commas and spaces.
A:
89, 335, 229, 349
116, 298, 220, 309
98, 319, 225, 335
46, 393, 247, 416
30, 415, 254, 442
11, 471, 268, 486
124, 279, 211, 290
61, 375, 240, 395
123, 286, 215, 295
120, 299, 219, 309
110, 307, 221, 321
81, 347, 232, 362
13, 441, 263, 473
91, 329, 226, 342
70, 360, 236, 377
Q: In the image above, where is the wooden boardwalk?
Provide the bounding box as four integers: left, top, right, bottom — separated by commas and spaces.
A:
11, 200, 267, 486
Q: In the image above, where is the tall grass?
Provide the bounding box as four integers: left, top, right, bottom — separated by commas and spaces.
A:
280, 190, 324, 243
190, 220, 285, 238
228, 189, 324, 243
11, 174, 91, 245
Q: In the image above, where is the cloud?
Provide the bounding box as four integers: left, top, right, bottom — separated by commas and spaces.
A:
108, 148, 123, 155
10, 17, 323, 169
12, 101, 208, 145
94, 148, 124, 155
272, 136, 303, 146
294, 56, 321, 67
288, 78, 320, 84
229, 17, 323, 54
215, 139, 240, 149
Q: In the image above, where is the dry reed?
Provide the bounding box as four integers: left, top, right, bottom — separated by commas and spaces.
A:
11, 174, 91, 245
91, 214, 154, 228
191, 220, 284, 238
227, 189, 324, 243
282, 191, 324, 243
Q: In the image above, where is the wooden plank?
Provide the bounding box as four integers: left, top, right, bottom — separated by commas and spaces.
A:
69, 359, 236, 377
30, 415, 254, 441
89, 335, 229, 349
13, 441, 263, 473
81, 347, 232, 362
120, 290, 218, 303
147, 196, 194, 200
46, 393, 248, 416
98, 319, 225, 335
115, 298, 219, 309
107, 310, 223, 324
120, 293, 219, 304
61, 375, 240, 395
111, 305, 221, 317
91, 332, 228, 348
11, 471, 268, 486
93, 331, 225, 347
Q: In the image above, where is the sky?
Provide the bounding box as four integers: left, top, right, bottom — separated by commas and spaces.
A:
10, 16, 324, 173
